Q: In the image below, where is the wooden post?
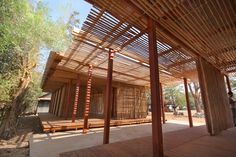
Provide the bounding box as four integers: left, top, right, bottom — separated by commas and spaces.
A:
64, 81, 72, 119
148, 17, 164, 157
160, 83, 165, 124
225, 75, 232, 94
103, 49, 114, 144
72, 77, 80, 122
183, 78, 193, 127
55, 88, 62, 116
53, 90, 59, 115
49, 92, 55, 113
83, 65, 93, 133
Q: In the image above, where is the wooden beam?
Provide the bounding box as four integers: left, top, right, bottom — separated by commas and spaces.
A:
103, 49, 114, 144
120, 31, 145, 49
64, 9, 105, 65
168, 58, 196, 69
159, 46, 180, 57
183, 78, 193, 128
83, 65, 93, 133
148, 17, 163, 157
160, 83, 165, 124
72, 76, 80, 122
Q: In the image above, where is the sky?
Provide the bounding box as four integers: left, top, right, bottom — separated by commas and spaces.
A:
41, 0, 92, 28
36, 0, 92, 72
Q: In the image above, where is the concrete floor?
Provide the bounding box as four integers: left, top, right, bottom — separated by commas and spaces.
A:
30, 121, 206, 157
60, 126, 236, 157
30, 121, 204, 157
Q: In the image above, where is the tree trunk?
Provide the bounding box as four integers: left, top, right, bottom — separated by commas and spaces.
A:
194, 96, 202, 113
188, 82, 202, 113
0, 71, 31, 139
0, 101, 17, 139
173, 106, 178, 115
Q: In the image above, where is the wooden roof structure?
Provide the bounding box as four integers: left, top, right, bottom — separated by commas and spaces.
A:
42, 0, 236, 92
40, 1, 236, 157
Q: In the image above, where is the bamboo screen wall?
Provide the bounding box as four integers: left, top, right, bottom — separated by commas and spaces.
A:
116, 86, 147, 119
49, 81, 148, 120
197, 58, 233, 135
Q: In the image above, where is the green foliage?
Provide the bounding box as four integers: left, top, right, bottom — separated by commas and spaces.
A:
21, 72, 43, 113
164, 85, 186, 109
0, 0, 72, 112
231, 78, 236, 93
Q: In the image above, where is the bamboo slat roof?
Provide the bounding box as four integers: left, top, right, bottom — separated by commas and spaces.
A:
41, 0, 236, 92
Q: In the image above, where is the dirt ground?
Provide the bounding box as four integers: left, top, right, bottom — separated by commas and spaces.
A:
164, 110, 206, 124
0, 115, 42, 157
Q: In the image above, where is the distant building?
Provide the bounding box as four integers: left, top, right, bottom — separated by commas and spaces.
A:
37, 93, 51, 113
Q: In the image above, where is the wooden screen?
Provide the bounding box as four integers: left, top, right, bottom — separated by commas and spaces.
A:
197, 57, 233, 135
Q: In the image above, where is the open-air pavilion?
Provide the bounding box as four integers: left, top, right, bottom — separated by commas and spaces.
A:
40, 0, 236, 157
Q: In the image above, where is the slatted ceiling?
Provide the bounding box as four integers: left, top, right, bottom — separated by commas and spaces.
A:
82, 7, 185, 70
86, 0, 236, 75
42, 0, 236, 90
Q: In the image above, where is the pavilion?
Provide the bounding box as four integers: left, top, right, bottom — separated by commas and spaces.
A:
41, 0, 236, 156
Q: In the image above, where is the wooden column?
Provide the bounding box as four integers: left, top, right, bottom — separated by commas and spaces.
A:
83, 65, 93, 133
64, 81, 72, 119
53, 90, 59, 115
225, 75, 232, 94
103, 49, 114, 144
183, 78, 193, 127
160, 83, 165, 124
72, 77, 80, 122
49, 92, 55, 113
148, 17, 164, 157
61, 85, 68, 117
55, 88, 62, 116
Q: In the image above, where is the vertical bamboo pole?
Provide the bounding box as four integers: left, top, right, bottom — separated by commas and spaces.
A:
49, 92, 55, 113
103, 49, 114, 144
183, 78, 193, 127
61, 85, 68, 117
148, 17, 164, 157
72, 77, 80, 122
53, 90, 59, 115
55, 88, 62, 116
64, 81, 72, 119
160, 83, 165, 124
83, 65, 93, 133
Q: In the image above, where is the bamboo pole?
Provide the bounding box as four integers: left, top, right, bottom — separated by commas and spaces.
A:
72, 76, 80, 122
83, 65, 93, 133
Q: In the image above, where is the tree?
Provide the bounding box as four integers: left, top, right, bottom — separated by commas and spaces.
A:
231, 78, 236, 93
164, 85, 185, 115
188, 82, 202, 113
0, 0, 72, 139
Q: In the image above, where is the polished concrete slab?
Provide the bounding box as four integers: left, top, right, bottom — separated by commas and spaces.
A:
60, 126, 236, 157
30, 122, 196, 157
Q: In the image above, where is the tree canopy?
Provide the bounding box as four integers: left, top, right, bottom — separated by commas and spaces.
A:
0, 0, 76, 138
